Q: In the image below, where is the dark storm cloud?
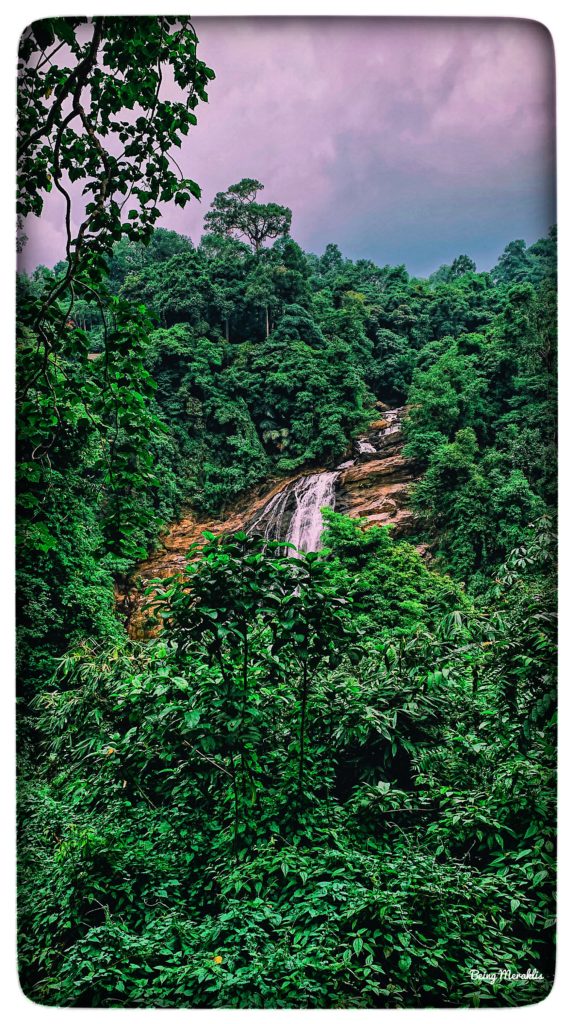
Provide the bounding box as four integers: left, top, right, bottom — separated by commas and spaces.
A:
20, 17, 556, 276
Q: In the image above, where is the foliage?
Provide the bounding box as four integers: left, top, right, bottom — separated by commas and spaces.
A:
17, 17, 213, 686
204, 178, 292, 252
404, 278, 556, 584
17, 15, 556, 1011
322, 511, 462, 636
19, 528, 555, 1007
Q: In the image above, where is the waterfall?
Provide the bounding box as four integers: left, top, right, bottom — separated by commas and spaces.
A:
246, 484, 294, 545
248, 471, 339, 554
247, 407, 405, 554
286, 472, 339, 553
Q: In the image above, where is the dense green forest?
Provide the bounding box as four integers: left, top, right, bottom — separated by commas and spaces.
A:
17, 18, 556, 1008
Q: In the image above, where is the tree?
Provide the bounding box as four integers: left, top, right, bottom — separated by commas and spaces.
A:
319, 242, 345, 276
492, 239, 532, 285
17, 17, 215, 547
200, 233, 251, 341
449, 254, 477, 278
203, 178, 292, 252
245, 259, 279, 338
16, 17, 215, 681
18, 18, 214, 331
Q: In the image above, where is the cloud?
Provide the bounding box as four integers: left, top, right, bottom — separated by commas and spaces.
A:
19, 17, 555, 276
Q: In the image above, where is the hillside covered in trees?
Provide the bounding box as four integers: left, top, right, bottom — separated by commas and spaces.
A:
17, 17, 556, 1009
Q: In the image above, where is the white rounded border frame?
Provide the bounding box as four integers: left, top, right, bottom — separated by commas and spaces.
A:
2, 2, 568, 1022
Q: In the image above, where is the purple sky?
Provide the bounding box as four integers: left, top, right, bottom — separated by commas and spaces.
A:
21, 17, 555, 277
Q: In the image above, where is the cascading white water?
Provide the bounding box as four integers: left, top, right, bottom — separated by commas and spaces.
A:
248, 408, 405, 554
286, 472, 339, 553
356, 439, 376, 454
248, 471, 339, 554
247, 484, 294, 545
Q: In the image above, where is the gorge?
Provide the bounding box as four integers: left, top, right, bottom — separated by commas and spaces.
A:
122, 405, 419, 637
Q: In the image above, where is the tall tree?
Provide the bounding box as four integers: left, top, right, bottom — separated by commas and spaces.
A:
17, 17, 214, 548
203, 177, 292, 251
16, 17, 215, 681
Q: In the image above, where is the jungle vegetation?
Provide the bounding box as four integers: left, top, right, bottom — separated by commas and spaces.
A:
17, 17, 556, 1008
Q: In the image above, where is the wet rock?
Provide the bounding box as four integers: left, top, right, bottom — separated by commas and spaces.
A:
339, 453, 414, 486
122, 407, 421, 637
367, 418, 391, 431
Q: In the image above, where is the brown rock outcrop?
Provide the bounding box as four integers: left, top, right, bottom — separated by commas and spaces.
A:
336, 453, 418, 535
119, 469, 317, 637
121, 407, 420, 636
334, 407, 419, 534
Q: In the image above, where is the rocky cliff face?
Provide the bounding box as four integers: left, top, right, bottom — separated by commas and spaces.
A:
336, 406, 418, 535
117, 473, 303, 637
121, 405, 420, 637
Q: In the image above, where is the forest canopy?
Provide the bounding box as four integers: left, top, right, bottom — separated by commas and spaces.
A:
17, 17, 556, 1010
